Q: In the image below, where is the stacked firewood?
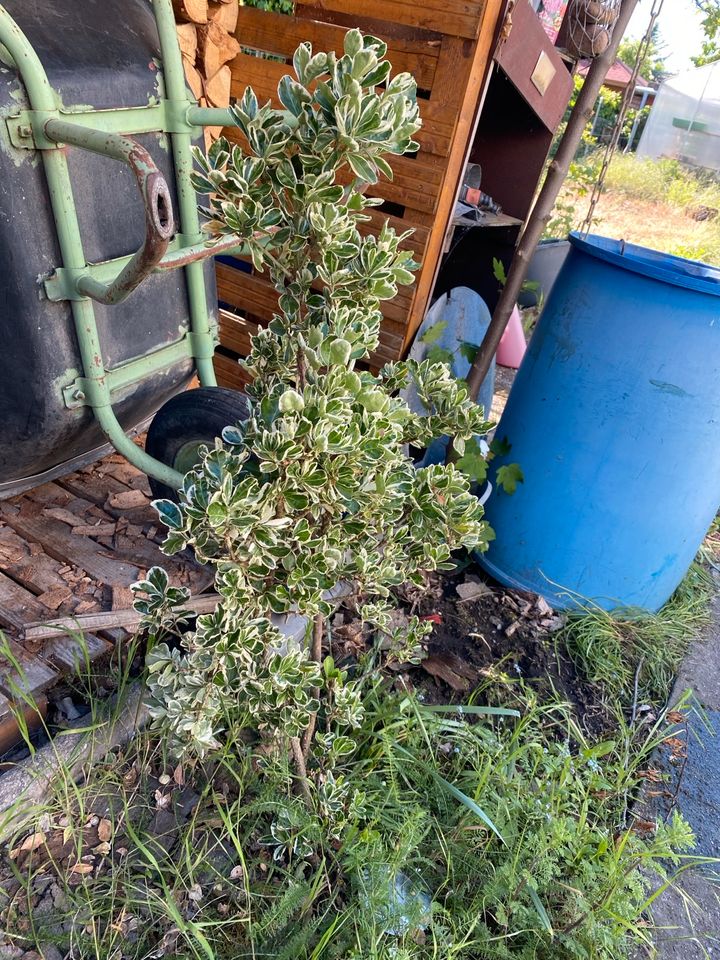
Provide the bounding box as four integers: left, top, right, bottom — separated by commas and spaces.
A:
173, 0, 241, 148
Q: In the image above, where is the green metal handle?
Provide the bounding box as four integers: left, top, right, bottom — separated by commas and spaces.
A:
44, 118, 174, 304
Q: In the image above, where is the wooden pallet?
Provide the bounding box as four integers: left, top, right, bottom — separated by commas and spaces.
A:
215, 0, 504, 375
0, 452, 212, 755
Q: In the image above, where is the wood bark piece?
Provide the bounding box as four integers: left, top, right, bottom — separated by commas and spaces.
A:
71, 524, 117, 538
176, 22, 198, 62
204, 64, 231, 107
172, 0, 208, 24
107, 490, 149, 511
183, 60, 205, 101
199, 22, 240, 80
208, 0, 239, 33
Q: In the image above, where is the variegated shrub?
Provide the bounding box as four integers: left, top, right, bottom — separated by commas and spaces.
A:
137, 31, 493, 799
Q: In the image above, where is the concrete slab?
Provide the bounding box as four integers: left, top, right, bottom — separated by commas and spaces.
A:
643, 575, 720, 958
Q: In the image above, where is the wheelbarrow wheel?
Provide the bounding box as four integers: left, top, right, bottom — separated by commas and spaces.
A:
145, 386, 251, 502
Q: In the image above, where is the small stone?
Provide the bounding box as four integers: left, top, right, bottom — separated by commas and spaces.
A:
456, 580, 491, 602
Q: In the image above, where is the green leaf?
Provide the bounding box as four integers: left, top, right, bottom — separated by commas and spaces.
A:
420, 320, 448, 345
527, 886, 554, 938
344, 28, 363, 58
278, 75, 312, 117
426, 344, 453, 366
492, 257, 507, 286
456, 438, 488, 484
433, 773, 504, 842
347, 152, 378, 184
496, 462, 524, 494
292, 41, 311, 83
459, 340, 479, 364
489, 435, 512, 457
420, 704, 521, 718
153, 499, 183, 530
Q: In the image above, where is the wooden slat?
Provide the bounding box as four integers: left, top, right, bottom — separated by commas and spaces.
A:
0, 538, 112, 681
297, 0, 485, 39
4, 509, 141, 588
235, 6, 439, 91
213, 351, 253, 391
0, 525, 73, 596
0, 570, 53, 633
24, 482, 212, 595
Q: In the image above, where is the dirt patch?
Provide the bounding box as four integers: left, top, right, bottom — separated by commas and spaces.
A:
390, 565, 611, 738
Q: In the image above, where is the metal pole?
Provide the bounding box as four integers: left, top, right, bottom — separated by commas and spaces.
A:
152, 0, 217, 386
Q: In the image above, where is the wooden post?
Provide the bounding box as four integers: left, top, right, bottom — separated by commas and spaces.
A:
464, 0, 640, 402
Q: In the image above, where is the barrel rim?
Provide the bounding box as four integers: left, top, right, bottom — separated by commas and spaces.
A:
569, 231, 720, 297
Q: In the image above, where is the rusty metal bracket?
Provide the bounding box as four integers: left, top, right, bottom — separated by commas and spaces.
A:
43, 118, 174, 305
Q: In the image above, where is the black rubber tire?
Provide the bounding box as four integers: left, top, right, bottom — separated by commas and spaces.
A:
145, 386, 251, 502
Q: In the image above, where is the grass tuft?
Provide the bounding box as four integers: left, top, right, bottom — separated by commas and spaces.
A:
559, 560, 715, 709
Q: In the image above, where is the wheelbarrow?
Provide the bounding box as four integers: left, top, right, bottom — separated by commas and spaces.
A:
0, 0, 248, 501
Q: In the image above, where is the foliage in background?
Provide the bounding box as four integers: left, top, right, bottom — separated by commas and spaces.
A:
243, 0, 295, 13
616, 27, 668, 84
693, 0, 720, 66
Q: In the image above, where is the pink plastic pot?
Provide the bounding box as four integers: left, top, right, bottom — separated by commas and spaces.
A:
497, 304, 526, 369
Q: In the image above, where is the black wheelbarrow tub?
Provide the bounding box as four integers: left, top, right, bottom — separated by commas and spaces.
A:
0, 0, 216, 498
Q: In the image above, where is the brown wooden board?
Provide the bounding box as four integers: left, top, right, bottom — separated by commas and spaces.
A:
493, 0, 573, 132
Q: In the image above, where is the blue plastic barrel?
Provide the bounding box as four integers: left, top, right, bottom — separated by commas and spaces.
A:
479, 232, 720, 612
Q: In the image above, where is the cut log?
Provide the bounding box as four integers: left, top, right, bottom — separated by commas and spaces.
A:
204, 63, 232, 107
198, 22, 240, 79
172, 0, 208, 24
183, 59, 205, 101
208, 0, 239, 32
176, 22, 198, 62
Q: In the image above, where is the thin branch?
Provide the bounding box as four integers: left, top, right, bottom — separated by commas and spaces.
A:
290, 735, 313, 810
302, 614, 324, 761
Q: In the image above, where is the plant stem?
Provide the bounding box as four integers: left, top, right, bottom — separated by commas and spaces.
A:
302, 615, 324, 760
290, 736, 313, 810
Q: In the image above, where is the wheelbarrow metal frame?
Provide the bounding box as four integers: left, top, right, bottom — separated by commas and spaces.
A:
0, 0, 239, 489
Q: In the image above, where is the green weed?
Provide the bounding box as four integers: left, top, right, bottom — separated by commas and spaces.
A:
559, 561, 714, 709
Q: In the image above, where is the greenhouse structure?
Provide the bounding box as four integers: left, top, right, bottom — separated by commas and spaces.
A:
637, 61, 720, 174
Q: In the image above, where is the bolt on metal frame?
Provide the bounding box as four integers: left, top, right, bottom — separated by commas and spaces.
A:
0, 0, 240, 488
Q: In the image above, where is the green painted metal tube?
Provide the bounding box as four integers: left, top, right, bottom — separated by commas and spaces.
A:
186, 105, 234, 128
152, 0, 217, 387
0, 5, 184, 489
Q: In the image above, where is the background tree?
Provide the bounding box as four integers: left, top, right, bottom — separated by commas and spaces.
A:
617, 26, 667, 82
692, 1, 720, 66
